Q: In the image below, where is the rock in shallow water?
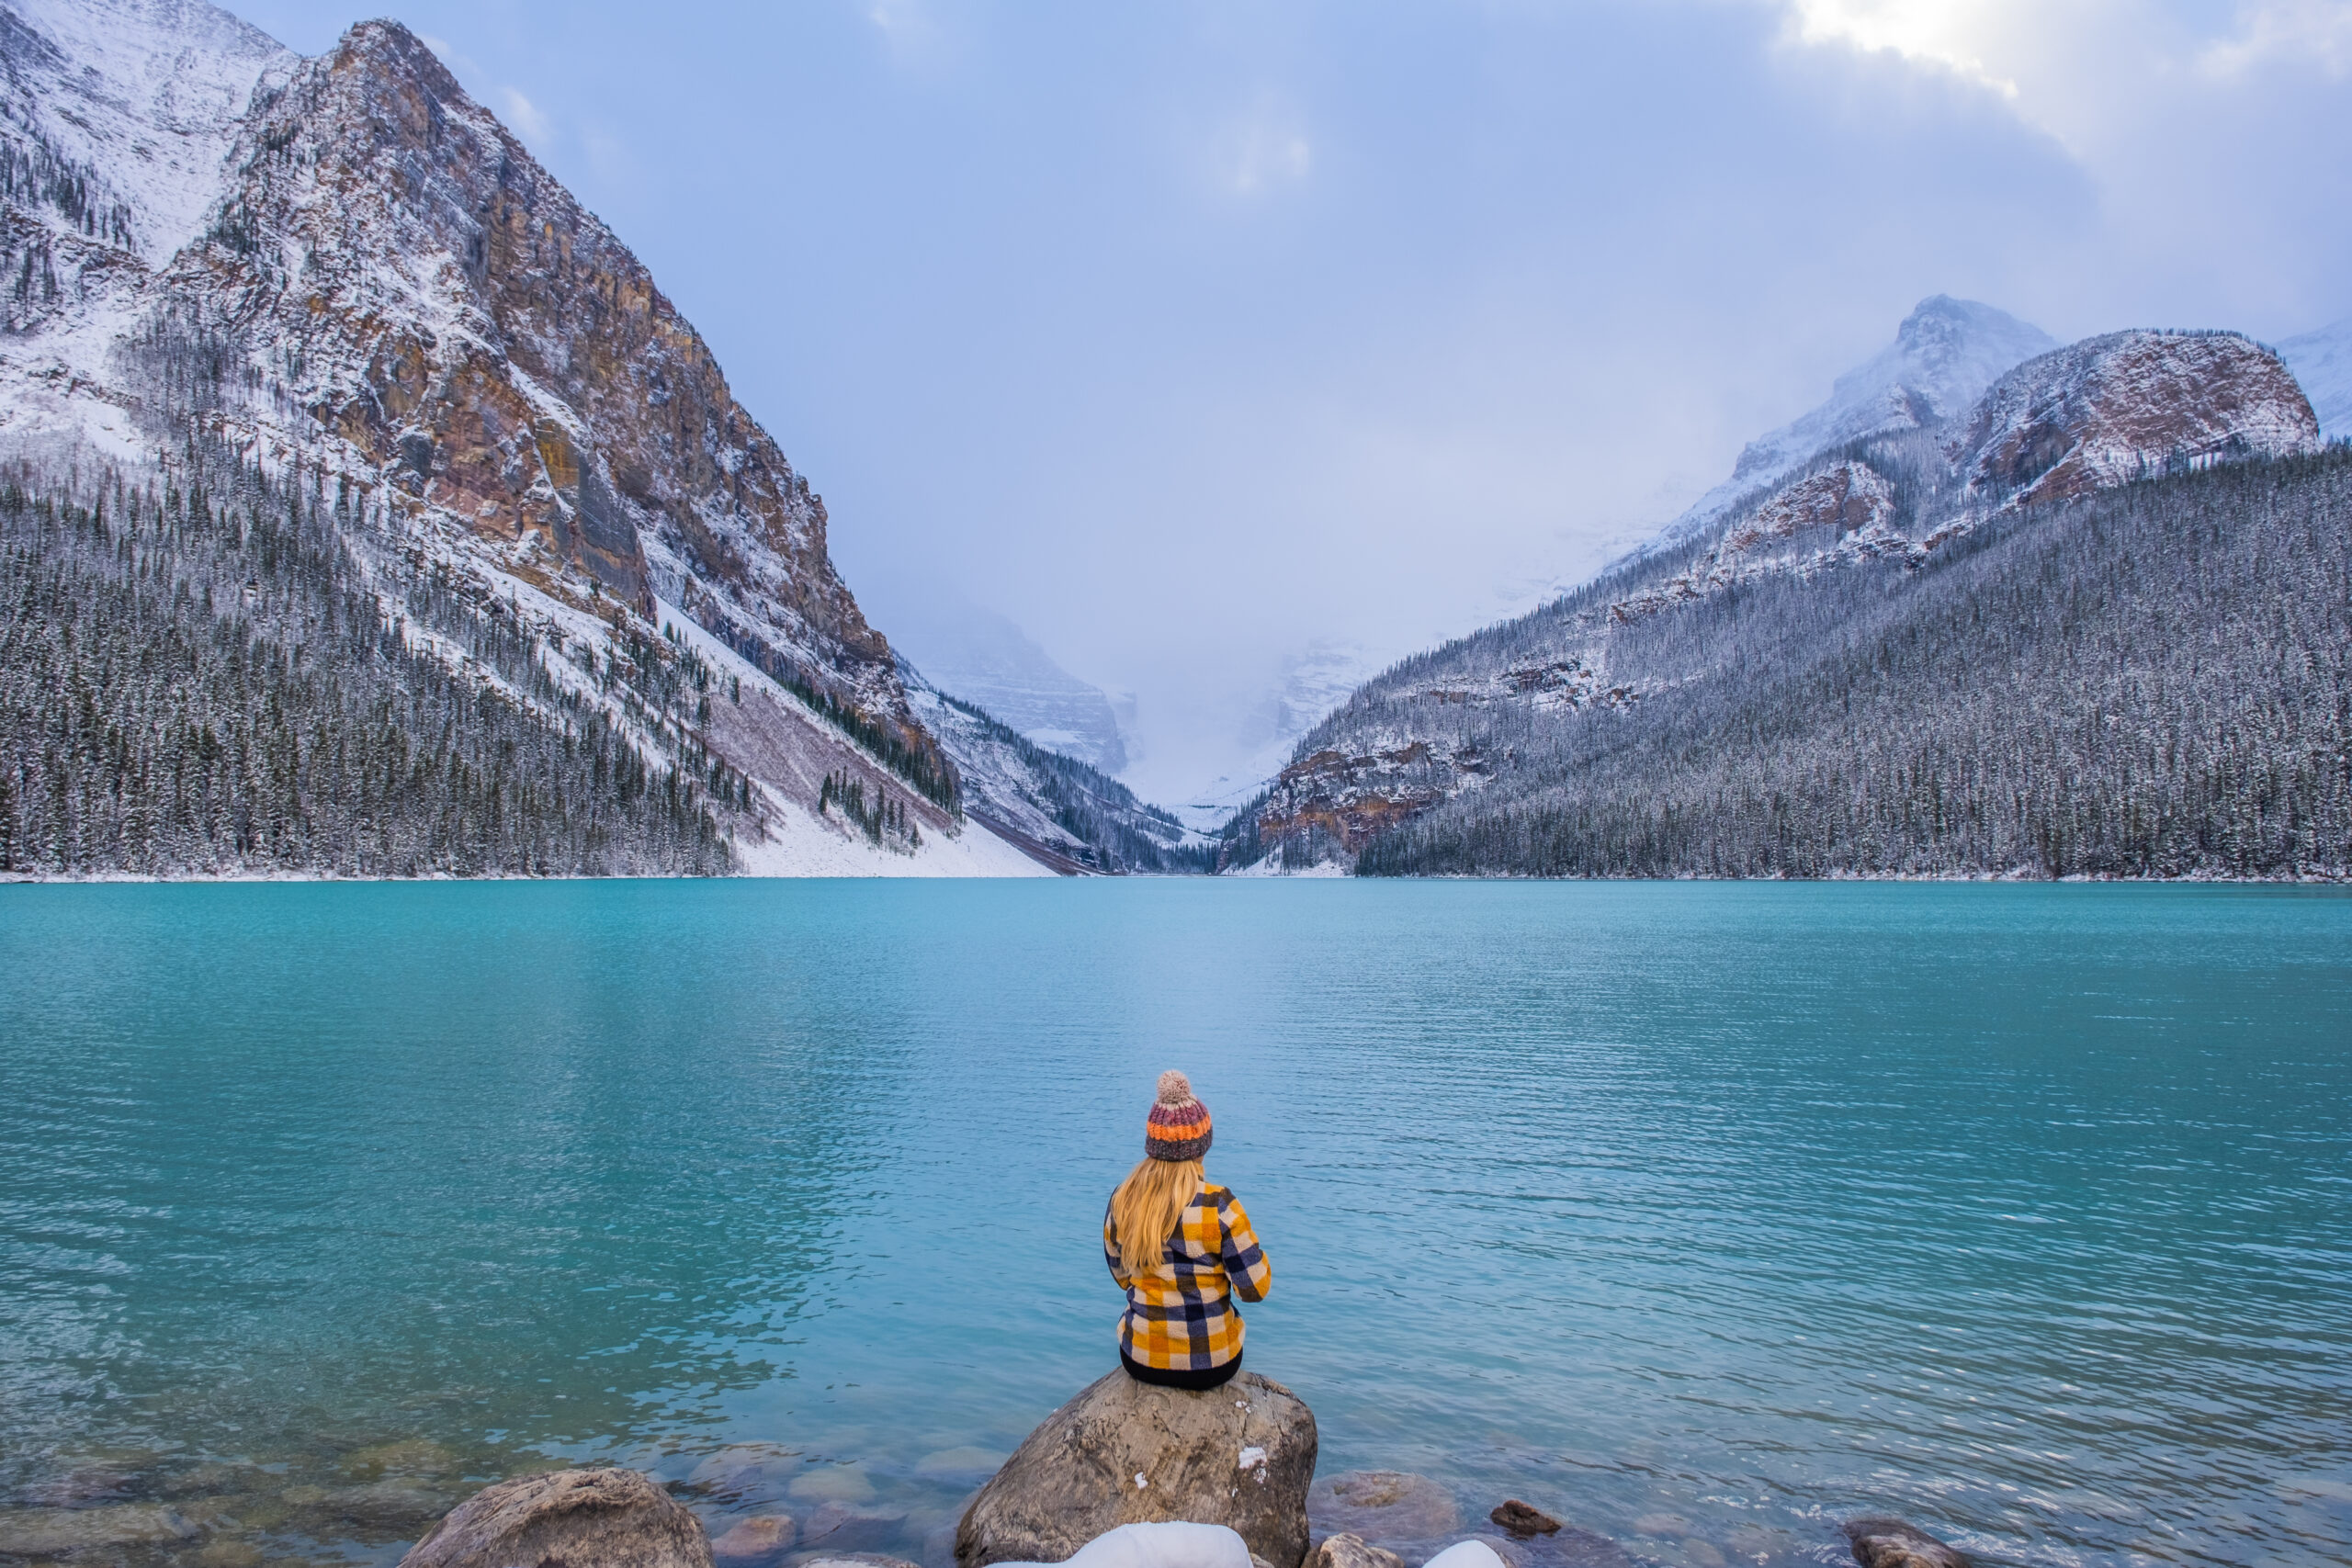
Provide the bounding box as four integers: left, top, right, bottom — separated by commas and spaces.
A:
1310, 1533, 1407, 1568
1841, 1517, 1969, 1568
713, 1515, 797, 1564
1487, 1503, 1560, 1540
956, 1371, 1317, 1568
400, 1469, 712, 1568
0, 1505, 198, 1555
1306, 1473, 1460, 1548
801, 1502, 910, 1554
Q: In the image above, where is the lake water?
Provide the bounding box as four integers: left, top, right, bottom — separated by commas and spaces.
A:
1, 881, 2347, 1568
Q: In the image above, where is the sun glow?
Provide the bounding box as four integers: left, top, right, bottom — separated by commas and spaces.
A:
1782, 0, 2022, 93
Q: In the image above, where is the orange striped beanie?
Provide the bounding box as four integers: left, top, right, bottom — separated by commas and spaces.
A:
1145, 1070, 1213, 1162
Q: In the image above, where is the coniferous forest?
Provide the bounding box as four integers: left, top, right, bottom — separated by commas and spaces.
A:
0, 448, 741, 878
1356, 451, 2352, 878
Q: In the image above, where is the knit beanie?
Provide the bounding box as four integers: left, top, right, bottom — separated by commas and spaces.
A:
1145, 1069, 1213, 1162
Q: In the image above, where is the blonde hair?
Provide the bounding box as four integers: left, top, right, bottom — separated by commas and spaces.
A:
1109, 1156, 1204, 1278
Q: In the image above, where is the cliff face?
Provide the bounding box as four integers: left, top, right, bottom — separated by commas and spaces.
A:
0, 0, 1035, 874
1950, 331, 2321, 510
161, 21, 923, 758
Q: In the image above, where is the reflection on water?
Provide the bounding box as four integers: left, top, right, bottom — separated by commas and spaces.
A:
0, 881, 2347, 1568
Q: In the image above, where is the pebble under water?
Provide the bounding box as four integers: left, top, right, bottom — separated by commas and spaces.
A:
0, 879, 2347, 1568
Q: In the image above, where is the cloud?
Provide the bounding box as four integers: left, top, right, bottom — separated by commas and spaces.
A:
2201, 0, 2352, 78
1781, 0, 2023, 92
1227, 106, 1312, 196
500, 87, 553, 145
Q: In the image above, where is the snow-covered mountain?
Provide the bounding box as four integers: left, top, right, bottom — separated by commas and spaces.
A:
880, 596, 1129, 773
1638, 296, 2056, 558
2278, 317, 2352, 439
0, 0, 1058, 876
902, 664, 1211, 874
1229, 321, 2324, 873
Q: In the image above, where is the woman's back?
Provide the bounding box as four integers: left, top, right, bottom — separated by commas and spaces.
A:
1103, 1073, 1269, 1390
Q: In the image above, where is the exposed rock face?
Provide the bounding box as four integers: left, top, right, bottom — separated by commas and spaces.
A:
1642, 296, 2056, 559
1840, 1517, 1968, 1568
1245, 744, 1457, 859
1610, 460, 1897, 622
956, 1371, 1317, 1568
1950, 331, 2320, 510
164, 21, 932, 765
399, 1468, 713, 1568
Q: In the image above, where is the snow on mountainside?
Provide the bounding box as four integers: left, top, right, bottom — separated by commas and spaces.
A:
1638, 296, 2055, 558
883, 597, 1129, 774
1227, 321, 2324, 872
903, 664, 1212, 874
1949, 330, 2319, 510
2, 0, 291, 265
0, 0, 1042, 876
2279, 317, 2352, 439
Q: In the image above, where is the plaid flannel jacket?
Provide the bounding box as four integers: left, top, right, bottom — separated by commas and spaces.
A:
1102, 1182, 1270, 1371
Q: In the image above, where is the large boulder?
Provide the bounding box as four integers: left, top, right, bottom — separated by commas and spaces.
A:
956, 1371, 1317, 1568
400, 1469, 713, 1568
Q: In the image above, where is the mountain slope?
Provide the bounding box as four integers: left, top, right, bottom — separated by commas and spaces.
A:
1230, 325, 2329, 877
904, 665, 1212, 874
1639, 296, 2055, 558
1360, 451, 2352, 879
0, 0, 1040, 876
885, 597, 1128, 773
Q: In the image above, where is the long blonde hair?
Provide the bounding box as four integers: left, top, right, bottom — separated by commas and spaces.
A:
1109, 1156, 1204, 1278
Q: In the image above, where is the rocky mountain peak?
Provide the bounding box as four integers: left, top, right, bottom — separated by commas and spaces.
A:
157, 15, 936, 768
1948, 329, 2321, 509
1637, 295, 2055, 558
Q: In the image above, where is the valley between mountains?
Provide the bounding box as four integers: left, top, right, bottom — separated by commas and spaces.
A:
2, 0, 2347, 881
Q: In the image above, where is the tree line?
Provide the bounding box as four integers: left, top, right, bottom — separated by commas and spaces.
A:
0, 444, 745, 878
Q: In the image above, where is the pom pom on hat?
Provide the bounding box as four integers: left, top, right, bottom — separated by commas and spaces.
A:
1146, 1070, 1212, 1162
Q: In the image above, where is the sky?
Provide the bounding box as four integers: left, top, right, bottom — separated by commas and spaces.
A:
232, 0, 2352, 804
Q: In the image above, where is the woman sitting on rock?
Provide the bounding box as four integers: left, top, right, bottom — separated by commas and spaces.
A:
1103, 1071, 1270, 1392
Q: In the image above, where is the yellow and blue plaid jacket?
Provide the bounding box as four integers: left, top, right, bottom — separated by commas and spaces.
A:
1103, 1182, 1270, 1371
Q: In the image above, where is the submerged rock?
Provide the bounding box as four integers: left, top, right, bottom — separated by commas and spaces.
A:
956, 1371, 1317, 1568
0, 1505, 198, 1555
713, 1516, 798, 1564
400, 1469, 712, 1568
1842, 1517, 1969, 1568
1487, 1504, 1560, 1539
792, 1554, 922, 1568
1306, 1473, 1459, 1548
800, 1501, 909, 1554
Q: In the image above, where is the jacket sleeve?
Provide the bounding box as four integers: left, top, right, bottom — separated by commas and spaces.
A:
1104, 1198, 1134, 1291
1218, 1190, 1271, 1302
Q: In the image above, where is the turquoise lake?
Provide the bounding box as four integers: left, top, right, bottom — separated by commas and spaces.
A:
1, 881, 2347, 1568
